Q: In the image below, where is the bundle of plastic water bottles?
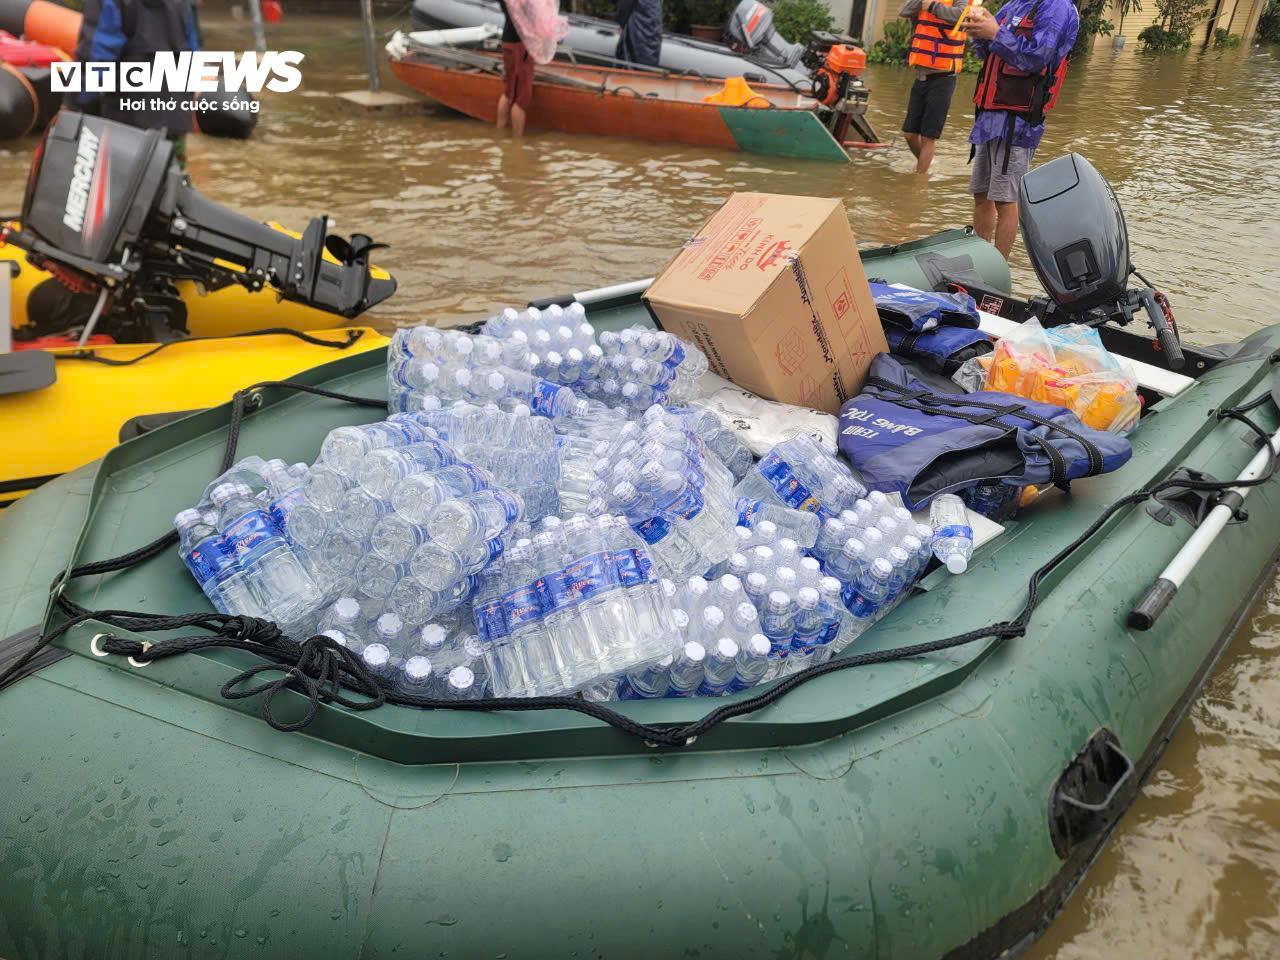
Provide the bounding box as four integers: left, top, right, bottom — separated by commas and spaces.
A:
412, 402, 560, 522
387, 324, 597, 423
583, 325, 709, 414
587, 405, 739, 580
174, 412, 524, 649
472, 514, 678, 697
481, 303, 604, 389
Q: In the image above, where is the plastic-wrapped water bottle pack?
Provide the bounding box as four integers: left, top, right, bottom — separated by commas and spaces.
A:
471, 514, 679, 697
175, 411, 525, 642
409, 401, 560, 523
586, 324, 710, 414
588, 405, 738, 580
388, 323, 605, 426
733, 432, 867, 519
481, 303, 603, 388
674, 406, 755, 481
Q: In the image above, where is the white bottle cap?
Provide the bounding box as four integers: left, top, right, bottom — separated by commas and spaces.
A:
946, 555, 969, 575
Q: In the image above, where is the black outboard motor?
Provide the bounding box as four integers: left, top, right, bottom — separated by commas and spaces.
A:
6, 111, 393, 340
724, 0, 805, 68
1019, 153, 1184, 370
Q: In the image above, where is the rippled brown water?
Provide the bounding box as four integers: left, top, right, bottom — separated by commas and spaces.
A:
3, 13, 1280, 955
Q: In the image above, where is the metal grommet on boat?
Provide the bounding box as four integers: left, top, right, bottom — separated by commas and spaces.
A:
89, 633, 110, 658
128, 640, 152, 669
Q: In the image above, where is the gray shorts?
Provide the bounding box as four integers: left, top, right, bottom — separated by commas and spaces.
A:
969, 140, 1035, 203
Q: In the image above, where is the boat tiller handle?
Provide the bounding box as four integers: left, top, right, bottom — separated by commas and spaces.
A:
1139, 287, 1184, 371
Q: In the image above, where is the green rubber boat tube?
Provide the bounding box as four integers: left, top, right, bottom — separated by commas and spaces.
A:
1, 244, 1277, 960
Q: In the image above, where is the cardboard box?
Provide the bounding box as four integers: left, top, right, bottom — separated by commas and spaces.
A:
644, 193, 887, 415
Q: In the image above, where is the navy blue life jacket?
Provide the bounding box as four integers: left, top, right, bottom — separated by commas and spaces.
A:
868, 282, 981, 332
838, 354, 1132, 509
883, 324, 994, 374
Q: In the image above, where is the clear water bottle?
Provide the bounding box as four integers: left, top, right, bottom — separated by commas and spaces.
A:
734, 498, 822, 548
210, 482, 321, 623
666, 641, 707, 697
395, 655, 434, 696
844, 557, 893, 621
446, 666, 483, 700
728, 634, 772, 692
426, 490, 522, 552
697, 637, 740, 696
617, 654, 675, 700
318, 596, 366, 650
929, 493, 973, 574
357, 439, 457, 500
760, 590, 795, 664
173, 509, 264, 616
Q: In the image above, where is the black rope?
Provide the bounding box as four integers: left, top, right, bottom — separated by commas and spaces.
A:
3, 385, 1276, 748
56, 327, 367, 367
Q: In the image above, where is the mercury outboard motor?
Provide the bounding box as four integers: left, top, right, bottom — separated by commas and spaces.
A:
1020, 153, 1184, 370
6, 112, 394, 341
724, 0, 805, 68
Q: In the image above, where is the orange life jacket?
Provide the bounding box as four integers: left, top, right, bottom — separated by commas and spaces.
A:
908, 0, 966, 73
972, 0, 1069, 123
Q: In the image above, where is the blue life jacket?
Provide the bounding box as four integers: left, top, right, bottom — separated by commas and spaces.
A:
883, 324, 994, 374
868, 282, 981, 332
838, 354, 1132, 509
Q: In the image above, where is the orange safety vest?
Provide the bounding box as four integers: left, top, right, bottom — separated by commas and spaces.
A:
908, 0, 966, 74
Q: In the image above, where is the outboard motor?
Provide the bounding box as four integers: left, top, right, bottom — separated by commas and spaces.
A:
5, 112, 394, 341
724, 0, 805, 68
1020, 153, 1184, 370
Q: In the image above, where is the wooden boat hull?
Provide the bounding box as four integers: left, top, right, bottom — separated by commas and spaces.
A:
389, 55, 851, 162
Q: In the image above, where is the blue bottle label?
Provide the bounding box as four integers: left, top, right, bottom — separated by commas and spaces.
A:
474, 597, 508, 642
529, 379, 562, 417
485, 538, 504, 563
613, 549, 644, 589
696, 679, 730, 697
665, 341, 686, 369
757, 452, 823, 515
563, 551, 614, 603
494, 491, 521, 523
844, 587, 878, 619
224, 509, 279, 560
736, 497, 763, 527
183, 540, 227, 586
635, 548, 658, 583
666, 486, 704, 522
503, 582, 545, 629
544, 567, 577, 613
632, 515, 670, 545
935, 524, 973, 540
268, 487, 307, 532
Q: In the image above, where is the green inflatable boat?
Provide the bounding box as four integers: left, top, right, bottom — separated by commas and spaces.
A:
1, 225, 1278, 960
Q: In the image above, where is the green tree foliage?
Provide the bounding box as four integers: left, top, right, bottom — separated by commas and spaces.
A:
771, 0, 835, 43
1258, 0, 1280, 41
1211, 26, 1242, 45
1138, 0, 1208, 49
1116, 0, 1142, 33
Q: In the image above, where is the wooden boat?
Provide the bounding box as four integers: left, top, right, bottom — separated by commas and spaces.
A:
388, 38, 856, 162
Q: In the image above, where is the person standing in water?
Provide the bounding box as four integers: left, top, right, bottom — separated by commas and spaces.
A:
73, 0, 200, 164
496, 0, 534, 137
962, 0, 1078, 259
897, 0, 967, 175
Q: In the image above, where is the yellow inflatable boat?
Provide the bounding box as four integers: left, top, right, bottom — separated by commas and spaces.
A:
0, 328, 389, 507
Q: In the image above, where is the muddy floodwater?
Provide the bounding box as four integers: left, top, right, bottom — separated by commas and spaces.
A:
3, 12, 1280, 956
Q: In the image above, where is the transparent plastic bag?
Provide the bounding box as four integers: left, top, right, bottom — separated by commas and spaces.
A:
979, 319, 1141, 434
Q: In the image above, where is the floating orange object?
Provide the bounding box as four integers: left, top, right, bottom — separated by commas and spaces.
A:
702, 76, 770, 108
